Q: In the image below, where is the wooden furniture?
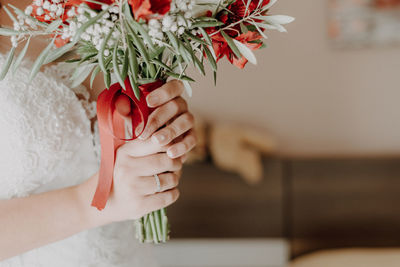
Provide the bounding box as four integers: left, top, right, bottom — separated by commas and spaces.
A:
167, 157, 400, 259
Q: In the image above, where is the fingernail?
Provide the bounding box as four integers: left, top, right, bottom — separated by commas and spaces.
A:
153, 133, 166, 144
147, 95, 158, 107
167, 149, 176, 158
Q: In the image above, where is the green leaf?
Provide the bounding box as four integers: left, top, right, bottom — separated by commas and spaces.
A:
8, 4, 47, 28
184, 31, 208, 46
71, 63, 95, 88
127, 20, 155, 52
191, 21, 224, 29
0, 27, 19, 36
104, 70, 111, 88
198, 28, 213, 46
46, 19, 63, 33
165, 71, 195, 82
165, 31, 179, 51
112, 43, 126, 90
121, 49, 129, 80
3, 6, 18, 25
90, 65, 101, 88
233, 39, 257, 65
98, 28, 113, 73
129, 74, 141, 100
151, 58, 172, 71
44, 42, 75, 64
240, 22, 248, 33
203, 45, 217, 72
126, 22, 156, 77
73, 9, 108, 43
29, 39, 54, 81
126, 35, 139, 78
221, 31, 241, 59
0, 46, 16, 81
12, 37, 30, 74
149, 46, 166, 60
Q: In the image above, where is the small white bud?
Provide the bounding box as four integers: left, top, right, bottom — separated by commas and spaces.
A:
43, 1, 50, 10
36, 7, 44, 16
25, 6, 33, 15
104, 49, 110, 57
50, 4, 57, 12
178, 27, 185, 35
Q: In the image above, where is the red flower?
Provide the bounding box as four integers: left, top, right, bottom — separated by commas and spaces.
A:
129, 0, 171, 20
205, 0, 269, 68
211, 31, 262, 69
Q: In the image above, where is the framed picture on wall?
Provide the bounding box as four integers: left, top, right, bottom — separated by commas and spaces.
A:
328, 0, 400, 48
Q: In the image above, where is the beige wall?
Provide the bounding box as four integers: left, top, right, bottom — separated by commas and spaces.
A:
188, 0, 400, 157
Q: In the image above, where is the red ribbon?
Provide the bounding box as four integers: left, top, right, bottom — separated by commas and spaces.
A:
92, 78, 164, 210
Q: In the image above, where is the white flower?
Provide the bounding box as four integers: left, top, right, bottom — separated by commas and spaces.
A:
162, 15, 173, 28
104, 49, 110, 56
25, 6, 33, 15
44, 15, 51, 21
36, 7, 44, 16
34, 0, 42, 6
178, 26, 185, 35
43, 1, 51, 10
50, 4, 58, 12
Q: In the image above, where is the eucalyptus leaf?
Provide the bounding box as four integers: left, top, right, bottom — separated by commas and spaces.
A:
191, 21, 224, 29
71, 63, 95, 88
73, 9, 108, 43
46, 19, 63, 33
90, 65, 101, 88
104, 70, 111, 88
0, 27, 20, 36
44, 42, 75, 64
203, 45, 217, 72
233, 39, 257, 65
12, 37, 30, 74
3, 6, 18, 25
221, 31, 241, 59
121, 49, 129, 80
29, 39, 54, 81
98, 29, 113, 73
112, 43, 126, 90
8, 4, 47, 27
127, 40, 139, 77
165, 71, 195, 82
129, 74, 141, 100
0, 46, 16, 81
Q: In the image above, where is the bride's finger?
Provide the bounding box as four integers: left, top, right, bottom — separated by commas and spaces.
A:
120, 153, 183, 177
151, 112, 195, 147
146, 80, 184, 108
145, 188, 180, 211
166, 129, 197, 159
139, 97, 188, 140
135, 172, 180, 195
118, 137, 168, 157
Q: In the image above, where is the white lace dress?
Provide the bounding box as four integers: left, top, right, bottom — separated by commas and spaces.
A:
0, 54, 158, 267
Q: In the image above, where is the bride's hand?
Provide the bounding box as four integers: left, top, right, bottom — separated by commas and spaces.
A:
82, 80, 196, 224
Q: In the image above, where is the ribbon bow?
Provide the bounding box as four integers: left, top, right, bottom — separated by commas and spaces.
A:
92, 78, 164, 210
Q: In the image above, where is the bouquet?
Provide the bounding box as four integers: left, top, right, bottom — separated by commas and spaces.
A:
0, 0, 293, 244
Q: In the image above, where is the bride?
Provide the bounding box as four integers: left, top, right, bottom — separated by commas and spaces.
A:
0, 1, 197, 266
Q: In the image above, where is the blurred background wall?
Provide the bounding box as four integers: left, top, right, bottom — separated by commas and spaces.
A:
188, 0, 400, 157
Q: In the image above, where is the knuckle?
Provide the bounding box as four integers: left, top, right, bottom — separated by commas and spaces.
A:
149, 116, 160, 129
169, 99, 180, 114
169, 173, 179, 186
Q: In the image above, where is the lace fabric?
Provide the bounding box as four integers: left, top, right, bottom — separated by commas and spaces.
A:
0, 54, 157, 267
